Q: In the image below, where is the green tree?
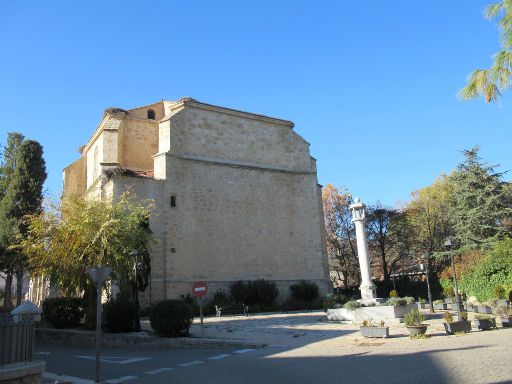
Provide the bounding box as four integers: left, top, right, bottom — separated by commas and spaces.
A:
406, 175, 454, 272
0, 132, 25, 308
0, 140, 46, 305
450, 147, 512, 250
459, 1, 512, 103
22, 192, 155, 328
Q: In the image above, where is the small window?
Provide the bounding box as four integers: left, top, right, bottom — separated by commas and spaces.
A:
170, 248, 176, 253
147, 109, 156, 120
170, 196, 176, 207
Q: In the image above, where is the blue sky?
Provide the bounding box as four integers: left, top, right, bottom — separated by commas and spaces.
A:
1, 1, 510, 206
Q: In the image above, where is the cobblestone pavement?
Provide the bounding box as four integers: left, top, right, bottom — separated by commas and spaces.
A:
140, 310, 512, 383
44, 310, 511, 383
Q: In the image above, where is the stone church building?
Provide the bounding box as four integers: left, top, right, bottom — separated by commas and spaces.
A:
62, 97, 330, 304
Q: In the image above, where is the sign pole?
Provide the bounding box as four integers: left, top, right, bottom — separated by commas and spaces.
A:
95, 282, 101, 384
87, 266, 112, 384
192, 281, 208, 337
200, 296, 204, 336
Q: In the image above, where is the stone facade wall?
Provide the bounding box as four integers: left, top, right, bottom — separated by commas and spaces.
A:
120, 117, 158, 171
62, 157, 86, 196
62, 99, 331, 305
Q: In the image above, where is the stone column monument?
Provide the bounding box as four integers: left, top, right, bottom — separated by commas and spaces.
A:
349, 198, 377, 304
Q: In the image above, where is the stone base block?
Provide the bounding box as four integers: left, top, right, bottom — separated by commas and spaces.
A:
0, 361, 45, 384
326, 304, 418, 324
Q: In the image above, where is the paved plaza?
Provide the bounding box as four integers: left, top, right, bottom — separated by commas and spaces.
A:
38, 310, 512, 383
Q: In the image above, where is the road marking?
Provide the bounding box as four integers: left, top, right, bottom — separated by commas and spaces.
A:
208, 353, 231, 360
36, 351, 50, 355
144, 367, 175, 375
74, 355, 150, 364
44, 372, 94, 384
105, 375, 139, 383
233, 348, 255, 354
178, 360, 204, 367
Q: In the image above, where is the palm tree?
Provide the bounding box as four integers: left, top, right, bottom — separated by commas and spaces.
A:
459, 1, 512, 103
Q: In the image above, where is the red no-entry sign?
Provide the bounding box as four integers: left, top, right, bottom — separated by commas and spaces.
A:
192, 281, 208, 298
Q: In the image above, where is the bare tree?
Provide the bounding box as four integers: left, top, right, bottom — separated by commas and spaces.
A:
322, 185, 360, 289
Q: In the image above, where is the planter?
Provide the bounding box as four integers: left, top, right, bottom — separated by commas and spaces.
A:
434, 303, 448, 310
496, 300, 509, 307
443, 320, 472, 335
477, 306, 493, 314
360, 326, 389, 338
444, 298, 453, 304
501, 316, 512, 328
406, 325, 428, 336
475, 318, 496, 331
419, 303, 430, 309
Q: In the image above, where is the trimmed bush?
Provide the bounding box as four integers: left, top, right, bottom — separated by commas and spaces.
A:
103, 293, 139, 333
150, 300, 194, 337
389, 289, 398, 298
230, 281, 248, 303
42, 297, 84, 329
290, 281, 319, 303
343, 300, 361, 310
229, 280, 279, 309
386, 297, 407, 306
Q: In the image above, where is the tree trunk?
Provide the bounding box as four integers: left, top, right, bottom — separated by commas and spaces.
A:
83, 283, 97, 330
15, 270, 23, 306
3, 273, 13, 308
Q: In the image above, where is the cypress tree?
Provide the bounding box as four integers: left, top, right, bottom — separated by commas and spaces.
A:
0, 132, 25, 308
0, 139, 46, 305
450, 147, 512, 250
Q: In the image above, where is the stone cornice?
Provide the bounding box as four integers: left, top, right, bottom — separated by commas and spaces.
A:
152, 152, 316, 176
160, 98, 295, 128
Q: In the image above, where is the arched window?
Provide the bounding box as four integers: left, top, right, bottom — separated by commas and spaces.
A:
147, 109, 156, 120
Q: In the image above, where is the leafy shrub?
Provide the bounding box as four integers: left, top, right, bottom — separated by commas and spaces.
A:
404, 297, 415, 305
459, 239, 512, 301
343, 300, 361, 311
150, 300, 194, 337
247, 280, 279, 308
404, 309, 424, 326
230, 281, 248, 303
389, 289, 398, 298
102, 293, 139, 333
230, 280, 279, 309
443, 311, 454, 323
42, 297, 84, 329
494, 285, 507, 300
290, 281, 319, 303
386, 298, 407, 306
461, 311, 468, 321
433, 299, 444, 305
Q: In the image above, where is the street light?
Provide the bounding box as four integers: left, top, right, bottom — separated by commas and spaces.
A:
444, 239, 463, 320
419, 255, 434, 313
129, 250, 142, 331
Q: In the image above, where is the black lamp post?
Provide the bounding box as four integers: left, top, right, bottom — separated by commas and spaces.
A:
130, 250, 141, 331
420, 255, 434, 313
444, 239, 463, 320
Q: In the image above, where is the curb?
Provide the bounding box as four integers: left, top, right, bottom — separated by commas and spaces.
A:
35, 328, 266, 349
